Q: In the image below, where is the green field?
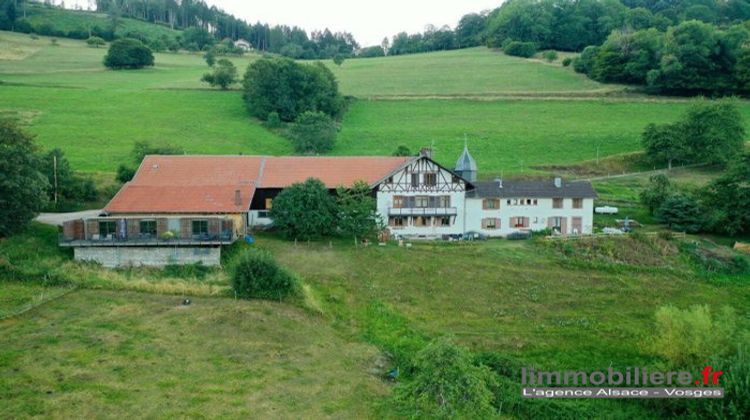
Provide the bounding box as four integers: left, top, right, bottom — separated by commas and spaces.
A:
5, 30, 747, 175
1, 223, 748, 417
328, 47, 610, 97
0, 288, 386, 417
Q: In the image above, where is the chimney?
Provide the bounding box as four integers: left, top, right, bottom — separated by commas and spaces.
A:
554, 176, 562, 188
494, 177, 503, 188
419, 147, 432, 159
234, 189, 242, 206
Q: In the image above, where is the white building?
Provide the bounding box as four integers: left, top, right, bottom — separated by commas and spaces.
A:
234, 39, 252, 51
376, 147, 597, 238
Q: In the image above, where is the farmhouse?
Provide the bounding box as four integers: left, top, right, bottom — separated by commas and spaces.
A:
234, 39, 252, 51
60, 149, 596, 267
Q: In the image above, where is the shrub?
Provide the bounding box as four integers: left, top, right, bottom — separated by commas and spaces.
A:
265, 111, 282, 128
543, 50, 558, 62
503, 41, 537, 58
201, 58, 237, 90
688, 349, 750, 418
656, 194, 704, 233
562, 57, 572, 67
289, 111, 337, 154
103, 38, 154, 70
116, 164, 136, 183
230, 249, 298, 300
394, 338, 497, 418
333, 54, 345, 66
640, 174, 672, 214
392, 145, 412, 156
86, 36, 106, 48
652, 305, 737, 366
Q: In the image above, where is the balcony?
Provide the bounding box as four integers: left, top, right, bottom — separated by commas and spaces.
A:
59, 232, 237, 247
388, 207, 458, 216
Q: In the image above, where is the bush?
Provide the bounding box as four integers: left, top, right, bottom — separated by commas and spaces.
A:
230, 249, 298, 300
103, 38, 154, 69
86, 36, 106, 48
656, 194, 704, 233
116, 164, 136, 183
542, 50, 558, 62
265, 111, 282, 128
392, 145, 412, 156
289, 111, 337, 154
562, 57, 572, 66
201, 58, 237, 90
503, 41, 537, 58
394, 338, 497, 418
652, 305, 737, 366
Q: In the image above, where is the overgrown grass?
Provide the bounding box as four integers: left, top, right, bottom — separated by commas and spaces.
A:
0, 289, 387, 417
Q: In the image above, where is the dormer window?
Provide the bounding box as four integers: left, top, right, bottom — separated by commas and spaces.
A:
411, 173, 419, 187
424, 173, 437, 187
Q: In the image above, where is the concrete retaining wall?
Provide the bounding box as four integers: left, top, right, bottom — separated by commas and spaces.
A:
74, 246, 221, 268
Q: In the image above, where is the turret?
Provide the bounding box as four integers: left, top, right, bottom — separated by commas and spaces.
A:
454, 144, 477, 182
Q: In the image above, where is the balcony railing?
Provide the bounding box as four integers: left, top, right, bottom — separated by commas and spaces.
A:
388, 207, 458, 216
59, 232, 236, 247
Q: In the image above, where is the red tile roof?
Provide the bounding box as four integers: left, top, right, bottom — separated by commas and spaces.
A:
105, 155, 412, 214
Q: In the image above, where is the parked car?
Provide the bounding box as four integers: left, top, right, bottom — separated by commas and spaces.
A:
463, 231, 488, 241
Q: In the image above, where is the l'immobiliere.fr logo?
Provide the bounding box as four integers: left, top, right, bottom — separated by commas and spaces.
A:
521, 366, 724, 399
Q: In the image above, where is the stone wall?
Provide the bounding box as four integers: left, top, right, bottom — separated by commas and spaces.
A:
74, 246, 221, 268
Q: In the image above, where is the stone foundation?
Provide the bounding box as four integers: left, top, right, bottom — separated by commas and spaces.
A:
74, 246, 221, 268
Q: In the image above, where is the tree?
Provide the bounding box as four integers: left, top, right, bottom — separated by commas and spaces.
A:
288, 111, 337, 154
640, 174, 672, 214
333, 54, 345, 66
86, 36, 106, 48
181, 27, 214, 50
456, 13, 487, 47
38, 148, 97, 207
0, 119, 49, 237
269, 178, 336, 240
642, 122, 684, 170
336, 181, 377, 245
656, 194, 704, 233
703, 153, 750, 235
358, 46, 385, 58
201, 58, 237, 90
679, 101, 745, 165
103, 38, 154, 69
203, 49, 216, 66
395, 338, 496, 418
392, 145, 412, 156
242, 57, 344, 121
116, 141, 184, 183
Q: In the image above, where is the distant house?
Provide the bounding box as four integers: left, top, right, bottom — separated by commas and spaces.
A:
234, 39, 252, 51
61, 150, 596, 267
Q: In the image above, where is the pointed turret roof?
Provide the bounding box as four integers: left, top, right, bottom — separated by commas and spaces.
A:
455, 144, 477, 172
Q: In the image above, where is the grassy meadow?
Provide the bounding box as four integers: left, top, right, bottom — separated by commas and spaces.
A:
5, 30, 749, 175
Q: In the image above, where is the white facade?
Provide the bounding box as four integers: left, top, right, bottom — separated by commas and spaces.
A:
376, 157, 468, 238
372, 157, 596, 239
464, 196, 594, 237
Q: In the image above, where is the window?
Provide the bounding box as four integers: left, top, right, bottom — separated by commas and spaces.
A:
440, 216, 451, 226
424, 173, 437, 187
507, 199, 511, 205
265, 198, 273, 210
415, 196, 429, 208
192, 220, 208, 236
386, 176, 394, 184
414, 216, 430, 227
439, 196, 451, 207
411, 173, 419, 187
139, 220, 156, 236
257, 211, 270, 218
533, 199, 538, 205
482, 218, 499, 229
483, 198, 500, 209
389, 217, 405, 227
452, 175, 461, 184
99, 220, 117, 238
393, 196, 405, 208
526, 199, 533, 205
573, 198, 583, 209
511, 217, 529, 228
553, 198, 563, 209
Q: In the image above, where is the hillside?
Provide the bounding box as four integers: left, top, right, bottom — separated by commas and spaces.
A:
3, 30, 749, 175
